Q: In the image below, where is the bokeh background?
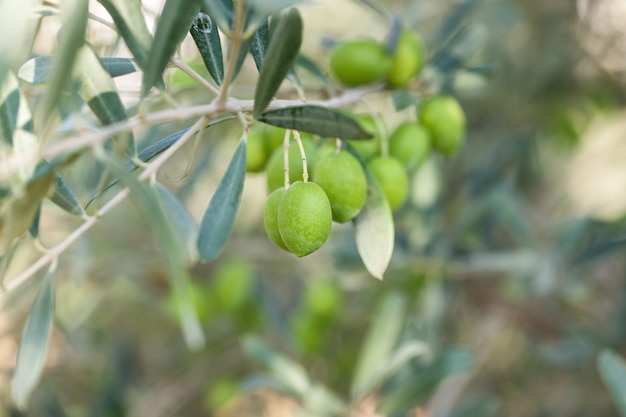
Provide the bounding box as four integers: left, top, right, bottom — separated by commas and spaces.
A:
3, 0, 626, 415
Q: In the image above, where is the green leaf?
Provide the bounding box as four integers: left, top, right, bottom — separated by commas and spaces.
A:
242, 335, 311, 395
49, 173, 85, 217
252, 8, 302, 118
18, 56, 138, 84
190, 12, 224, 85
142, 0, 202, 97
197, 138, 246, 262
598, 349, 626, 417
0, 72, 26, 148
39, 0, 88, 127
76, 46, 134, 157
12, 268, 56, 410
1, 164, 55, 244
28, 204, 41, 239
351, 292, 407, 399
97, 0, 152, 69
201, 0, 233, 34
98, 154, 205, 349
294, 54, 330, 86
248, 0, 305, 16
378, 349, 473, 414
232, 38, 252, 82
260, 105, 373, 140
153, 183, 198, 265
391, 89, 418, 111
249, 20, 269, 71
0, 0, 38, 87
351, 155, 394, 279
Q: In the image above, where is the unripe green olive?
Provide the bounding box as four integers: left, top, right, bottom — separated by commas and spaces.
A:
388, 122, 431, 170
263, 188, 289, 251
313, 150, 367, 223
368, 156, 409, 211
263, 125, 287, 153
278, 181, 332, 257
419, 96, 466, 156
265, 138, 318, 192
387, 31, 426, 88
246, 127, 268, 173
330, 39, 392, 86
347, 115, 381, 161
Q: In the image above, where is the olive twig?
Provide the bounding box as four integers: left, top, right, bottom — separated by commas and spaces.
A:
171, 57, 221, 96
215, 0, 246, 108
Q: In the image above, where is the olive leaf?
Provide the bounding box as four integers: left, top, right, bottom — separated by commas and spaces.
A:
190, 12, 224, 85
48, 173, 85, 217
351, 292, 407, 400
259, 105, 373, 140
350, 148, 394, 280
12, 267, 56, 410
76, 45, 135, 157
249, 20, 269, 71
141, 0, 202, 97
38, 0, 88, 128
97, 0, 152, 69
598, 350, 626, 417
18, 56, 138, 84
197, 138, 246, 262
98, 154, 205, 349
252, 8, 303, 118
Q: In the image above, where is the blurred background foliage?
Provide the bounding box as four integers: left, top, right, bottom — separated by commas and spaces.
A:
3, 0, 626, 416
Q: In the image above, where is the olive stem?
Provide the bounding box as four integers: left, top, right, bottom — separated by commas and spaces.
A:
335, 138, 342, 154
283, 129, 291, 189
0, 117, 207, 300
171, 57, 221, 96
215, 0, 246, 108
293, 130, 308, 183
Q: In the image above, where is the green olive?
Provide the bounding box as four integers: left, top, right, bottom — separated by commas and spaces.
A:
347, 115, 382, 161
368, 156, 409, 211
418, 96, 466, 156
387, 31, 426, 88
330, 39, 392, 86
388, 121, 431, 170
265, 138, 318, 192
278, 181, 332, 257
213, 259, 255, 311
263, 188, 289, 251
313, 150, 367, 223
263, 125, 287, 153
246, 127, 268, 173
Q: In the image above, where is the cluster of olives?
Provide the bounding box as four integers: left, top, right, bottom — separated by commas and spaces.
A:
329, 29, 425, 88
247, 93, 465, 258
243, 27, 466, 258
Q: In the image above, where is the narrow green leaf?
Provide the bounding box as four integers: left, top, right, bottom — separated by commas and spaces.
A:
39, 0, 88, 127
190, 12, 224, 85
18, 56, 138, 84
391, 89, 418, 111
260, 105, 373, 140
98, 154, 205, 349
76, 46, 135, 157
197, 139, 246, 262
252, 8, 302, 118
249, 20, 269, 71
294, 54, 330, 86
12, 268, 56, 410
28, 204, 41, 239
1, 164, 55, 244
232, 38, 252, 82
48, 173, 85, 217
153, 183, 198, 265
248, 0, 305, 16
598, 349, 626, 417
201, 0, 233, 34
142, 0, 202, 97
0, 77, 20, 147
242, 335, 311, 396
0, 0, 37, 86
97, 0, 152, 69
351, 292, 407, 399
351, 154, 394, 279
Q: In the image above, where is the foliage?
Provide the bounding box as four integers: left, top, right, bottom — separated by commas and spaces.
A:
1, 0, 626, 416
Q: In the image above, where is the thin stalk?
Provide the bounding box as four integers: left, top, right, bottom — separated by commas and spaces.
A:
283, 129, 291, 188
292, 130, 308, 183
